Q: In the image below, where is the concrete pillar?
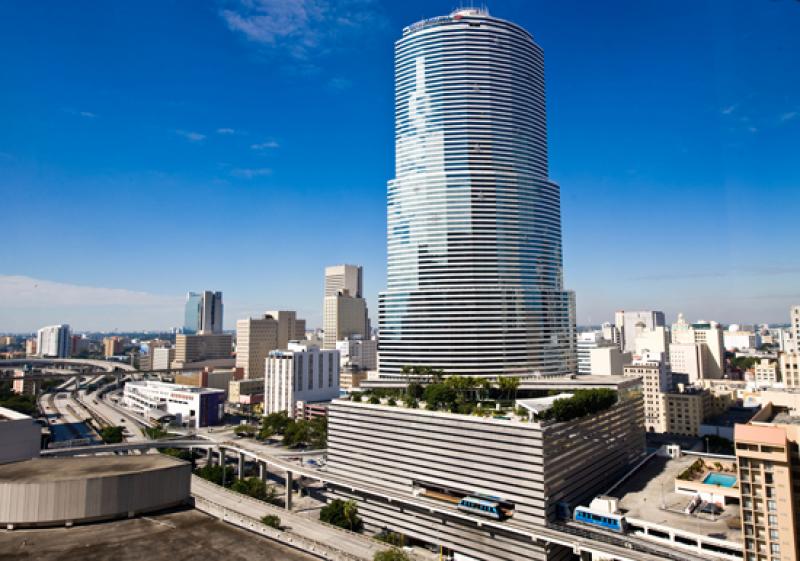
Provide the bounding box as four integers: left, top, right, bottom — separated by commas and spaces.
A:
218, 447, 225, 486
285, 470, 293, 510
206, 447, 213, 466
259, 461, 266, 481
238, 453, 244, 479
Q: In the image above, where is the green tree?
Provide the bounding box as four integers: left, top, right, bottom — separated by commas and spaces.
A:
234, 424, 256, 438
320, 499, 363, 532
231, 477, 277, 502
261, 514, 281, 529
195, 464, 235, 487
374, 550, 410, 561
423, 383, 457, 411
497, 376, 520, 401
100, 426, 124, 443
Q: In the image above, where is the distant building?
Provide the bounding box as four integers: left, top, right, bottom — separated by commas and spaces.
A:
633, 325, 669, 356
36, 324, 71, 358
174, 333, 232, 366
0, 336, 16, 346
336, 337, 377, 371
103, 336, 124, 357
724, 325, 760, 351
122, 380, 225, 427
235, 311, 305, 379
184, 290, 223, 334
614, 310, 666, 354
735, 404, 800, 561
264, 342, 340, 418
228, 378, 264, 404
24, 338, 37, 357
589, 345, 630, 376
754, 358, 780, 386
671, 314, 724, 378
662, 385, 716, 436
174, 368, 241, 393
151, 347, 175, 370
323, 265, 369, 350
780, 353, 800, 387
624, 354, 670, 432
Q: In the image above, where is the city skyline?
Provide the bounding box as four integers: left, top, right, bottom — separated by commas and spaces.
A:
2, 1, 800, 331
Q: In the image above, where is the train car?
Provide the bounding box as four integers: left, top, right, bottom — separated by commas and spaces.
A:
457, 496, 503, 520
573, 505, 627, 533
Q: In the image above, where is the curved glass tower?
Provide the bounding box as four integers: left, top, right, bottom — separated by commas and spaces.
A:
378, 9, 576, 378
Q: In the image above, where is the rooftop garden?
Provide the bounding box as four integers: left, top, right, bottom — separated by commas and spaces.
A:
348, 367, 619, 424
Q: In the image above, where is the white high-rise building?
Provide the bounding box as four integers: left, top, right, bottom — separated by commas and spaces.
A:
264, 342, 340, 418
36, 324, 71, 358
377, 9, 576, 378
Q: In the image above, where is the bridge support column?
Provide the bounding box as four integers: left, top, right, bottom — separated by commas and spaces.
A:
285, 470, 293, 510
238, 453, 244, 479
259, 461, 266, 481
218, 447, 225, 486
206, 447, 213, 466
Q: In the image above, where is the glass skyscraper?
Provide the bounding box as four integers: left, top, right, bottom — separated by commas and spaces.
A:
378, 9, 576, 378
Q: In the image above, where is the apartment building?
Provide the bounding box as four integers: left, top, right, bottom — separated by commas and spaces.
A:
624, 356, 669, 432
326, 386, 645, 561
36, 324, 71, 358
264, 342, 340, 417
754, 359, 780, 386
735, 403, 800, 561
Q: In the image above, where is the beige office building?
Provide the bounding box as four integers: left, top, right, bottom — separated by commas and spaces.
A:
663, 387, 715, 436
174, 333, 232, 365
754, 359, 780, 386
323, 265, 369, 350
671, 314, 725, 379
735, 403, 800, 561
235, 311, 305, 379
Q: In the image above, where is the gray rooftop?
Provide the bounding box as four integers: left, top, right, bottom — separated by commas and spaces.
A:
0, 455, 186, 482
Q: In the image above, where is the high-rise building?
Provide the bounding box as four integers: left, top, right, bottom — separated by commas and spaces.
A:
173, 333, 232, 366
615, 310, 666, 354
323, 265, 369, 350
735, 404, 800, 561
264, 342, 340, 418
183, 291, 223, 334
235, 311, 305, 378
377, 8, 576, 378
36, 324, 71, 358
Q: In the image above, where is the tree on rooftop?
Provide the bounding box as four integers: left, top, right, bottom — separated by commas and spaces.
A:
497, 376, 520, 401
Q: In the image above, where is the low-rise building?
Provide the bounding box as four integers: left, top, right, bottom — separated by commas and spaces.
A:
264, 342, 339, 418
336, 337, 377, 371
228, 378, 265, 404
588, 345, 630, 376
326, 386, 645, 560
122, 380, 225, 428
780, 352, 800, 387
152, 347, 175, 370
662, 385, 716, 436
754, 358, 780, 386
0, 406, 41, 464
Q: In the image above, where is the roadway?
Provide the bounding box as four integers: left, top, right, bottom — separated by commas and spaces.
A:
75, 387, 150, 442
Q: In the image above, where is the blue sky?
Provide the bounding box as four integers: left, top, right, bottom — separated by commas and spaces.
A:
1, 0, 799, 332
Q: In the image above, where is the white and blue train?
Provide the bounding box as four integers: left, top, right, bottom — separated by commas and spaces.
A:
573, 505, 627, 533
456, 496, 505, 520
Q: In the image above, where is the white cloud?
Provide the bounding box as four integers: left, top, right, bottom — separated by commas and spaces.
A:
231, 167, 272, 178
251, 140, 279, 150
327, 76, 352, 91
79, 111, 97, 118
217, 127, 236, 134
780, 111, 798, 122
220, 0, 385, 60
175, 129, 206, 142
0, 275, 183, 332
721, 105, 737, 115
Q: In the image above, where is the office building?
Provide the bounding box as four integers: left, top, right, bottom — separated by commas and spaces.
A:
336, 337, 378, 371
662, 385, 716, 436
669, 342, 705, 384
325, 264, 363, 298
780, 352, 800, 387
235, 311, 305, 378
174, 333, 232, 365
589, 345, 630, 376
228, 378, 264, 404
614, 310, 666, 354
184, 290, 223, 334
122, 380, 225, 427
633, 325, 669, 356
671, 315, 725, 379
36, 324, 71, 358
735, 403, 800, 561
754, 358, 780, 386
624, 354, 670, 432
103, 336, 124, 357
790, 305, 800, 353
377, 8, 576, 378
151, 347, 175, 370
24, 338, 36, 356
326, 378, 644, 560
264, 342, 339, 418
323, 265, 369, 350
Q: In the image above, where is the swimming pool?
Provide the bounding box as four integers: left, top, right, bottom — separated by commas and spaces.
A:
703, 473, 737, 487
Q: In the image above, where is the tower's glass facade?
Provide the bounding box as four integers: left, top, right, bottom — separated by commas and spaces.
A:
378, 9, 576, 377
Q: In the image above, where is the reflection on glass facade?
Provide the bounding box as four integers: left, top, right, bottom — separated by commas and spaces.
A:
378, 9, 577, 377
184, 292, 201, 334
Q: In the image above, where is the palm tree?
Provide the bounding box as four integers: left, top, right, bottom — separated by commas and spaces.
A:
343, 499, 360, 531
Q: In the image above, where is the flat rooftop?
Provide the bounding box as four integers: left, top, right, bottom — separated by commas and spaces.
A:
0, 455, 186, 483
703, 406, 760, 427
613, 454, 741, 542
0, 406, 32, 421
0, 509, 317, 561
